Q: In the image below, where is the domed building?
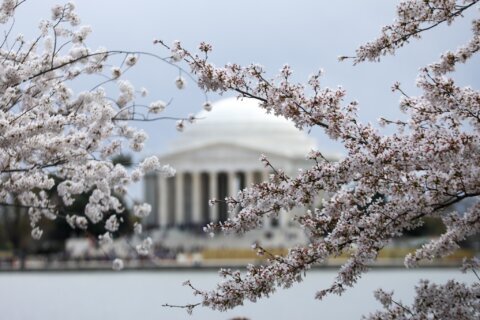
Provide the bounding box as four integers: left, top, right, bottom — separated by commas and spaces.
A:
144, 97, 330, 244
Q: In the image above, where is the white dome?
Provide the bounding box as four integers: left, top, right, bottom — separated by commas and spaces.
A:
195, 97, 293, 126
166, 97, 316, 157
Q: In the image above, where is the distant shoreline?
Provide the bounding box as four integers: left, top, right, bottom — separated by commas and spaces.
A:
0, 261, 465, 273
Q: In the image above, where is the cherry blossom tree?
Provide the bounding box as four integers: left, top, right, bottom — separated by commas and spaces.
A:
161, 0, 480, 317
2, 0, 479, 317
0, 0, 189, 267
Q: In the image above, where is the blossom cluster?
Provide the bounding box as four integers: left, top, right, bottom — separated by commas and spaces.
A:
353, 0, 480, 64
0, 1, 178, 263
365, 279, 480, 319
162, 0, 480, 315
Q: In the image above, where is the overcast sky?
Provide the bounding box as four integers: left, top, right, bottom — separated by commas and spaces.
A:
11, 0, 479, 199
14, 0, 479, 153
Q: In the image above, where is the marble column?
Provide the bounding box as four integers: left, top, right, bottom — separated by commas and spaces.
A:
192, 171, 202, 225
175, 172, 184, 226
209, 172, 218, 222
228, 171, 237, 218
159, 176, 168, 228
229, 172, 237, 196
263, 170, 271, 228
246, 170, 255, 187
262, 170, 270, 183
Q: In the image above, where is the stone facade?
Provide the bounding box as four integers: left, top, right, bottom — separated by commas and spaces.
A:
144, 98, 333, 236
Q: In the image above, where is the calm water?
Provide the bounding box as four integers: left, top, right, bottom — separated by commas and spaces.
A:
0, 268, 476, 320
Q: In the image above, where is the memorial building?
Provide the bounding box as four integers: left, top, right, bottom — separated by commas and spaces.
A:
144, 97, 328, 238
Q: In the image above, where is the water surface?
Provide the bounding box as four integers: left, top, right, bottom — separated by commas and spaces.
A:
0, 268, 475, 320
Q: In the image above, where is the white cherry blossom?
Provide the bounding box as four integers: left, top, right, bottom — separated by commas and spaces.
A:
161, 0, 480, 316
0, 1, 181, 255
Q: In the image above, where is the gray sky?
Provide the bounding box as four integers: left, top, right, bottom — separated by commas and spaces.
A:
14, 0, 479, 153
12, 0, 480, 199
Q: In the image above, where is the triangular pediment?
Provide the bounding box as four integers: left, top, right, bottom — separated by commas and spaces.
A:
160, 141, 292, 162
159, 141, 299, 173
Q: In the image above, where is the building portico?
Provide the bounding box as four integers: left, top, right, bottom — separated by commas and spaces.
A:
144, 97, 331, 234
